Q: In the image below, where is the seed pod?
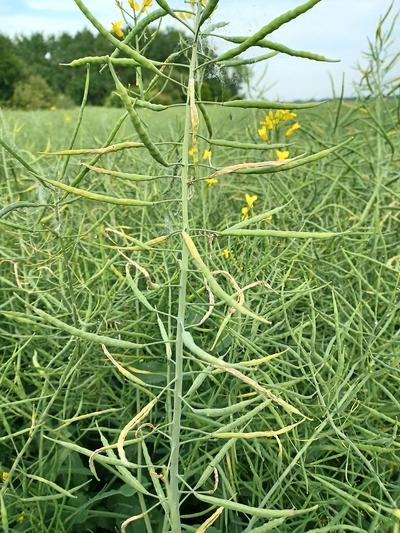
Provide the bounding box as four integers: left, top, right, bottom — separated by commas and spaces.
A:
154, 0, 176, 19
213, 0, 321, 63
108, 61, 169, 167
204, 138, 286, 151
198, 102, 213, 139
42, 176, 156, 206
182, 330, 253, 370
219, 99, 321, 110
234, 137, 353, 174
63, 56, 141, 67
221, 35, 339, 62
29, 304, 146, 349
199, 0, 219, 27
194, 494, 319, 519
221, 229, 343, 239
182, 231, 270, 324
221, 52, 278, 67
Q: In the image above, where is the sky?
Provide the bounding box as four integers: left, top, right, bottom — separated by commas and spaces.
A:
1, 0, 399, 101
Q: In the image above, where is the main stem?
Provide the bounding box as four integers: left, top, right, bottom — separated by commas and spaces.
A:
169, 9, 201, 533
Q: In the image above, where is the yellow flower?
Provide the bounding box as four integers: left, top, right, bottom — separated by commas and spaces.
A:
222, 249, 231, 259
202, 149, 212, 160
276, 149, 289, 161
16, 512, 25, 524
245, 194, 257, 208
178, 11, 192, 19
258, 125, 268, 142
265, 215, 273, 220
241, 207, 249, 221
260, 113, 275, 130
128, 0, 140, 9
1, 472, 9, 482
188, 148, 195, 157
201, 0, 207, 5
205, 178, 218, 187
64, 114, 71, 122
111, 21, 124, 37
50, 105, 56, 111
140, 0, 152, 13
285, 122, 301, 137
282, 110, 297, 121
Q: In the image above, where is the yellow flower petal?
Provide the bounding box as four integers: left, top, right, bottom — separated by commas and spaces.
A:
202, 149, 212, 160
205, 177, 218, 187
275, 149, 289, 161
222, 249, 231, 259
285, 122, 301, 137
245, 194, 258, 208
111, 21, 124, 37
128, 0, 140, 9
282, 110, 297, 121
258, 125, 268, 142
241, 206, 249, 221
140, 0, 152, 13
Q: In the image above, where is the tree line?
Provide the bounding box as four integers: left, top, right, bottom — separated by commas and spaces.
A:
0, 27, 246, 110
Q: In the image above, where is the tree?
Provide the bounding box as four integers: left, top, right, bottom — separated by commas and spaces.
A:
0, 34, 28, 105
11, 74, 54, 110
3, 27, 246, 108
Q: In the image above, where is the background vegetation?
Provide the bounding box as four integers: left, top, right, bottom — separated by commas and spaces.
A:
0, 28, 245, 110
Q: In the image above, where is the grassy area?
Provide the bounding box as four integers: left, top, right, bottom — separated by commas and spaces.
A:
0, 96, 399, 532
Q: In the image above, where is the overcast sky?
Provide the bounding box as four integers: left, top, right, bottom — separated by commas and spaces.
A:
1, 0, 399, 101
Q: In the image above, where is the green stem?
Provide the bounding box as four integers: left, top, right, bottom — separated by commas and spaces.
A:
168, 3, 201, 531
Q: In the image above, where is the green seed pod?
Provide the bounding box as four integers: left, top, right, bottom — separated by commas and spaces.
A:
204, 138, 287, 150
29, 304, 147, 349
199, 0, 219, 27
182, 231, 270, 324
194, 494, 319, 519
154, 0, 176, 19
219, 99, 322, 110
221, 52, 278, 67
42, 176, 156, 206
213, 0, 321, 63
63, 56, 141, 67
198, 102, 213, 139
222, 35, 339, 62
221, 229, 343, 239
108, 61, 169, 167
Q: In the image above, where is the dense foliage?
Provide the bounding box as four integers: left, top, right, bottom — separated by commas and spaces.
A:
0, 28, 246, 109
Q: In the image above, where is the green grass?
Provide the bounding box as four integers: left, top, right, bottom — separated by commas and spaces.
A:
0, 98, 399, 533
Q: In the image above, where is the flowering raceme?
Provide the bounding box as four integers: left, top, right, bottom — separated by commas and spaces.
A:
258, 109, 299, 142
